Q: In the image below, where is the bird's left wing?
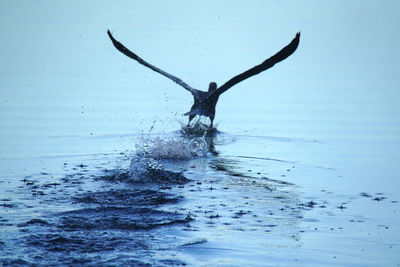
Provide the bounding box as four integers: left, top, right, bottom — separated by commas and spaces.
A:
208, 32, 300, 99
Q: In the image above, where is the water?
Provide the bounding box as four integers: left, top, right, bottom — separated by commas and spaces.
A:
1, 1, 400, 266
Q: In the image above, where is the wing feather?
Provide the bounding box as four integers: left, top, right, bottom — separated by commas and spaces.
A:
107, 30, 197, 94
209, 32, 300, 99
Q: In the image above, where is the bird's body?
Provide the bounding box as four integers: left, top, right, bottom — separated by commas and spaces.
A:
184, 82, 219, 127
107, 30, 300, 128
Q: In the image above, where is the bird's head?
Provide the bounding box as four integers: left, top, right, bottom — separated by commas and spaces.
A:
208, 82, 217, 93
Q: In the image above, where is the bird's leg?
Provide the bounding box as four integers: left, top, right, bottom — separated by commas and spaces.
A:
187, 114, 195, 126
209, 115, 215, 128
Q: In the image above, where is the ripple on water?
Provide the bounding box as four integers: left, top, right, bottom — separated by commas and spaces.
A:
59, 207, 192, 231
7, 140, 195, 266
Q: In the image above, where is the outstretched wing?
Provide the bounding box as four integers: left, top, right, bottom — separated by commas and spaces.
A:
209, 32, 300, 99
107, 30, 198, 94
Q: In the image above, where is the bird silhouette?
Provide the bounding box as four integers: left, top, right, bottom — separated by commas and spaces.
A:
107, 30, 300, 128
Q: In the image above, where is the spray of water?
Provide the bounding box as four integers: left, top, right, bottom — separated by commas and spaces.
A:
128, 123, 209, 182
135, 135, 208, 160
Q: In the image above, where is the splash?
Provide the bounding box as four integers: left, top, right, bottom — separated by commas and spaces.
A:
128, 132, 208, 183
135, 135, 208, 160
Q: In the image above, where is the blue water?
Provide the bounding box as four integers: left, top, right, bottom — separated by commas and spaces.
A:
1, 1, 400, 266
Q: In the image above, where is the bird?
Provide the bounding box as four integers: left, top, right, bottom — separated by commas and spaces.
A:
107, 30, 300, 128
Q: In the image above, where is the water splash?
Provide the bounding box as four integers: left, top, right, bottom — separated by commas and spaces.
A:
127, 131, 208, 183
135, 135, 208, 160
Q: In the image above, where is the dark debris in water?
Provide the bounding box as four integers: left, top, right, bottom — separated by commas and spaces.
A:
360, 192, 387, 202
360, 192, 373, 198
373, 196, 386, 201
233, 210, 252, 218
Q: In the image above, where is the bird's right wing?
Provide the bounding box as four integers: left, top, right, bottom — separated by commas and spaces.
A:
107, 30, 198, 94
